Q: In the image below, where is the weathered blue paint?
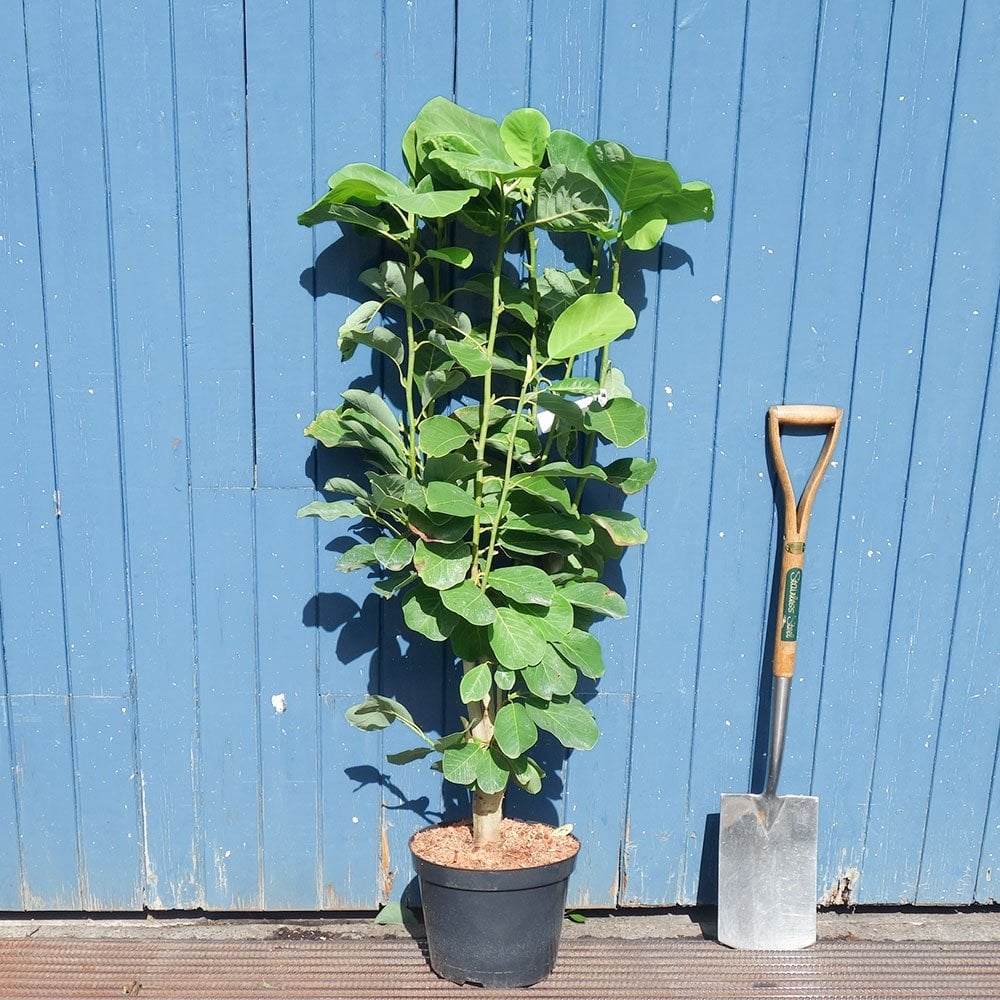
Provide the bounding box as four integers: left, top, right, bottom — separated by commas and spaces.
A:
0, 0, 998, 910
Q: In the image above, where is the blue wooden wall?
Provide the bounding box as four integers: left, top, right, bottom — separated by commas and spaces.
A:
0, 0, 997, 910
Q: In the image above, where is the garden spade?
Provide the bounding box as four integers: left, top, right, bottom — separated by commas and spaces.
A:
717, 404, 843, 951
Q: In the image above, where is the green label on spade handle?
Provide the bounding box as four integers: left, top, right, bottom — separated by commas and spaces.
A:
781, 568, 803, 642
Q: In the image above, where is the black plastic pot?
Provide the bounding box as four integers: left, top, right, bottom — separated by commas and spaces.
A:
411, 839, 578, 988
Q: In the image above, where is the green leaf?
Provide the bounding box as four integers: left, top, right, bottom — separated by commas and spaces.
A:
340, 299, 382, 333
486, 566, 556, 607
533, 166, 611, 233
305, 410, 347, 447
419, 415, 472, 457
502, 512, 594, 546
493, 667, 516, 691
585, 397, 648, 447
427, 149, 536, 186
488, 606, 548, 669
622, 203, 670, 251
523, 646, 577, 699
425, 481, 480, 518
475, 747, 510, 794
419, 367, 466, 407
559, 581, 628, 619
587, 140, 681, 211
493, 703, 539, 758
296, 500, 360, 521
555, 629, 606, 679
385, 746, 434, 765
322, 476, 369, 499
536, 391, 587, 430
547, 293, 636, 359
372, 569, 416, 598
602, 456, 657, 494
459, 662, 493, 704
342, 389, 402, 437
337, 542, 378, 572
537, 267, 591, 319
373, 536, 415, 571
442, 743, 479, 785
339, 325, 404, 366
392, 186, 478, 217
511, 474, 572, 512
588, 510, 648, 546
437, 337, 492, 377
402, 585, 460, 641
545, 376, 601, 396
425, 246, 474, 269
524, 695, 600, 750
515, 593, 575, 642
323, 162, 410, 204
516, 462, 607, 482
440, 580, 497, 626
345, 694, 415, 732
546, 130, 603, 186
413, 540, 473, 591
509, 755, 544, 794
657, 180, 715, 225
359, 260, 426, 305
408, 508, 474, 544
450, 621, 492, 663
373, 902, 421, 927
500, 108, 551, 167
297, 195, 393, 233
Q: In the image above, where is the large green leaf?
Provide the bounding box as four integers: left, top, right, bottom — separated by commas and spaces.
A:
296, 500, 359, 521
547, 293, 636, 359
459, 662, 493, 703
360, 260, 426, 304
587, 140, 681, 211
342, 389, 400, 436
337, 542, 378, 572
500, 108, 551, 167
413, 97, 508, 171
442, 743, 479, 786
510, 474, 572, 512
493, 703, 538, 759
559, 581, 628, 619
392, 185, 477, 218
440, 580, 497, 626
533, 166, 611, 233
514, 594, 575, 642
515, 462, 607, 482
622, 203, 669, 251
419, 367, 466, 408
425, 246, 474, 269
298, 195, 393, 233
656, 180, 715, 225
475, 747, 511, 794
338, 325, 404, 366
602, 456, 657, 494
585, 397, 648, 447
345, 694, 415, 732
425, 481, 480, 519
502, 511, 594, 545
419, 415, 472, 457
588, 510, 648, 546
537, 267, 591, 319
523, 646, 577, 699
413, 540, 473, 590
305, 410, 347, 448
524, 695, 599, 750
509, 755, 544, 794
373, 536, 415, 571
450, 621, 492, 663
488, 606, 548, 669
546, 129, 603, 186
402, 585, 460, 641
324, 162, 410, 204
486, 566, 555, 607
555, 629, 606, 679
386, 746, 434, 765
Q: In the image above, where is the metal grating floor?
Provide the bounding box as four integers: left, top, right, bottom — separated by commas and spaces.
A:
0, 936, 998, 999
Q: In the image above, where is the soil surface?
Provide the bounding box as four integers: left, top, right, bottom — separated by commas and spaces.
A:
410, 819, 580, 871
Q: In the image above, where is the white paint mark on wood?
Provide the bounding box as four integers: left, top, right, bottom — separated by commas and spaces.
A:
271, 693, 287, 714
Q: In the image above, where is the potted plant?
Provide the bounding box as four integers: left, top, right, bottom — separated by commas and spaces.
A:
298, 97, 713, 987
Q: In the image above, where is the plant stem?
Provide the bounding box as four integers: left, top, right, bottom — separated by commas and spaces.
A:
402, 221, 420, 478
463, 660, 504, 847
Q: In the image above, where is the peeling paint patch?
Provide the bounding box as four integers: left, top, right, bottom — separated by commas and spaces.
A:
821, 867, 861, 906
270, 693, 287, 714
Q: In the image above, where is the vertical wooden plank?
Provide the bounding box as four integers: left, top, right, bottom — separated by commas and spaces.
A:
174, 0, 258, 910
781, 0, 894, 904
625, 0, 746, 905
19, 0, 144, 909
817, 0, 965, 905
193, 490, 261, 909
255, 487, 321, 908
678, 0, 823, 903
0, 0, 65, 909
0, 692, 21, 908
96, 0, 199, 910
915, 2, 1000, 899
312, 0, 390, 909
455, 0, 531, 118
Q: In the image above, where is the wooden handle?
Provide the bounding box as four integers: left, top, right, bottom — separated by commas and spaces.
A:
768, 404, 843, 678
